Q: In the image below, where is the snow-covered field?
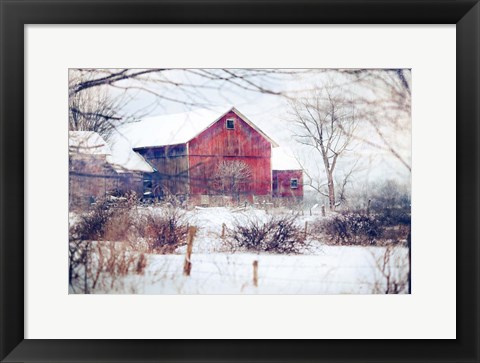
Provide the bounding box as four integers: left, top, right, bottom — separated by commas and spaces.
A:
70, 206, 409, 294
125, 246, 406, 294
71, 207, 408, 294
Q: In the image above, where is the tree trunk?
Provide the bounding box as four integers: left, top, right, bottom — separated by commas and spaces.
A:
327, 173, 336, 211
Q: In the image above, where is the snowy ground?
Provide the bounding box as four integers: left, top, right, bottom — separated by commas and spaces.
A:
71, 206, 409, 294
131, 246, 408, 294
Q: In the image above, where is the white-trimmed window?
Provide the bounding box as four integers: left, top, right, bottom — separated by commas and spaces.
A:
226, 118, 235, 130
290, 178, 298, 189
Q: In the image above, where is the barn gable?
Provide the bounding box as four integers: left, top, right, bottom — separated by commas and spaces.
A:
190, 107, 278, 148
187, 109, 273, 197
188, 109, 274, 156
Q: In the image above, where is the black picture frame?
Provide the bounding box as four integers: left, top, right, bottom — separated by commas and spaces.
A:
1, 1, 478, 362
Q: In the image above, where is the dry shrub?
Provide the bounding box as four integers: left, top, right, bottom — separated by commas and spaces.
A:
91, 242, 147, 290
103, 209, 132, 241
135, 253, 148, 274
68, 240, 148, 293
315, 211, 382, 245
382, 224, 410, 243
370, 245, 409, 294
101, 206, 188, 254
68, 199, 188, 292
71, 199, 112, 241
68, 239, 89, 289
71, 200, 188, 254
313, 209, 410, 246
139, 208, 188, 254
71, 192, 140, 243
86, 200, 135, 244
69, 213, 120, 292
229, 215, 307, 254
375, 208, 411, 227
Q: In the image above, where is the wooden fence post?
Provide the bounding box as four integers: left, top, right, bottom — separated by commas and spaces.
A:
304, 221, 308, 239
221, 223, 226, 239
183, 226, 197, 276
252, 260, 258, 287
321, 205, 326, 217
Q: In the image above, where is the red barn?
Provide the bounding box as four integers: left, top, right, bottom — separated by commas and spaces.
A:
129, 107, 302, 204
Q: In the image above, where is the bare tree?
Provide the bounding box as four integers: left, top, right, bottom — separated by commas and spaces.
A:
69, 82, 120, 140
214, 160, 252, 201
335, 158, 360, 207
289, 87, 358, 210
68, 69, 148, 140
68, 68, 298, 98
336, 69, 412, 172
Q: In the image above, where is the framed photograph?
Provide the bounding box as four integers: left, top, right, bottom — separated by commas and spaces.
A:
67, 69, 412, 296
1, 0, 478, 362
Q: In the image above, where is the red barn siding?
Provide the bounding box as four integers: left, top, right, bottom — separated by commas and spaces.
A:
272, 170, 303, 199
187, 111, 272, 197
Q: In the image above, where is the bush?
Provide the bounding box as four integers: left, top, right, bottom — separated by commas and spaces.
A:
320, 211, 383, 245
71, 193, 138, 243
139, 208, 188, 254
375, 207, 411, 227
68, 198, 189, 292
103, 207, 189, 254
369, 180, 411, 227
370, 245, 409, 294
70, 198, 188, 254
68, 239, 148, 293
69, 199, 189, 292
229, 215, 307, 254
71, 199, 113, 241
103, 208, 133, 242
369, 180, 410, 211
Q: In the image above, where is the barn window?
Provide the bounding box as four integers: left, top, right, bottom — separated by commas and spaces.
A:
143, 174, 153, 195
226, 118, 235, 130
290, 178, 298, 189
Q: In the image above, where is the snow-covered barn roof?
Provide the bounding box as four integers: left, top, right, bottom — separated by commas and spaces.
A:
69, 131, 154, 173
69, 131, 111, 155
272, 147, 303, 171
122, 106, 279, 149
